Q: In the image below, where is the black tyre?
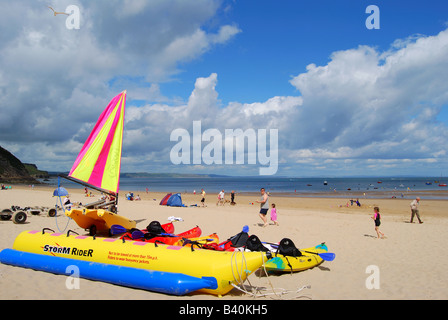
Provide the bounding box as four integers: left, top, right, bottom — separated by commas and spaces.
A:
1, 209, 12, 221
12, 211, 27, 224
89, 224, 97, 236
48, 208, 56, 217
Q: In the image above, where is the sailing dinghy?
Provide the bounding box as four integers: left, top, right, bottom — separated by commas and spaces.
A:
63, 91, 136, 235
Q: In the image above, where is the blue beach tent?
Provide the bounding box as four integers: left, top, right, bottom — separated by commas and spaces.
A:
166, 193, 184, 207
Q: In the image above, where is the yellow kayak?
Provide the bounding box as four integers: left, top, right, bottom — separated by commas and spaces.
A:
66, 208, 136, 235
263, 243, 329, 272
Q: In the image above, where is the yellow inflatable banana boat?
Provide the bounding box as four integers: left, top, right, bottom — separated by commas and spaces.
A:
11, 230, 268, 296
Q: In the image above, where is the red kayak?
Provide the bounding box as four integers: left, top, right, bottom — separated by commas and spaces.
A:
119, 222, 174, 240
202, 228, 249, 251
120, 223, 202, 245
149, 226, 202, 245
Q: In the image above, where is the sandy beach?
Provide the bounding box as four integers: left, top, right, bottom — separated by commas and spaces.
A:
1, 185, 447, 300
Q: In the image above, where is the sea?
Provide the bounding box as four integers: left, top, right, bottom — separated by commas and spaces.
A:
40, 176, 448, 200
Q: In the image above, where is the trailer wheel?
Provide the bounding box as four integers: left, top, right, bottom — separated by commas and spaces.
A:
12, 211, 27, 224
1, 209, 12, 221
48, 208, 56, 217
89, 224, 97, 236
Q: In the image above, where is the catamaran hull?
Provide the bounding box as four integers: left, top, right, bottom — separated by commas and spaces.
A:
66, 208, 136, 234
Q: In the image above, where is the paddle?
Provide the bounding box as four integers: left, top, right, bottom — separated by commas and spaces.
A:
262, 242, 336, 262
131, 229, 178, 240
303, 251, 336, 262
110, 224, 128, 235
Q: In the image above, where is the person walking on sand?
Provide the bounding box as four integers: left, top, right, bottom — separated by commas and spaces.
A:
371, 207, 385, 239
256, 188, 269, 227
410, 197, 423, 223
217, 190, 225, 206
270, 203, 279, 226
200, 188, 206, 207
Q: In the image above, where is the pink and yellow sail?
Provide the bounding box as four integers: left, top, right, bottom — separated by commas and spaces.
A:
69, 91, 126, 194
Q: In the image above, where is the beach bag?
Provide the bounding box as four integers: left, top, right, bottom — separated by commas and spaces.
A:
246, 235, 269, 252
276, 238, 302, 257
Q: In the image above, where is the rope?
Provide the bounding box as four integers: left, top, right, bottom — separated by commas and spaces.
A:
54, 196, 72, 233
229, 249, 312, 299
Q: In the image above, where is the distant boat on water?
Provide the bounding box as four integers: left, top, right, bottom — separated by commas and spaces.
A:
323, 181, 328, 185
438, 174, 446, 187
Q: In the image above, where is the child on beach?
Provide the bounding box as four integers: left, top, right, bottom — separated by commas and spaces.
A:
270, 203, 279, 226
371, 207, 385, 239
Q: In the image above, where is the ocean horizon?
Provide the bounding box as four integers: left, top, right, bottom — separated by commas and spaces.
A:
40, 175, 448, 200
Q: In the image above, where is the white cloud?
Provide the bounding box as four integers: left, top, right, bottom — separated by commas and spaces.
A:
1, 1, 447, 176
0, 0, 241, 169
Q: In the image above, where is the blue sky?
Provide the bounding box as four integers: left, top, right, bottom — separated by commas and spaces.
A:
1, 0, 448, 177
161, 1, 448, 107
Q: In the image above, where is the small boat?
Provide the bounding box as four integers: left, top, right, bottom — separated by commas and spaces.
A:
67, 208, 135, 236
425, 182, 432, 185
323, 181, 328, 185
439, 183, 447, 187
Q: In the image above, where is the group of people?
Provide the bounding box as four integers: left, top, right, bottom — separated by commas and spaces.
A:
125, 192, 141, 201
256, 187, 279, 227
198, 187, 280, 227
198, 187, 425, 234
215, 190, 237, 206
370, 196, 423, 239
198, 189, 237, 207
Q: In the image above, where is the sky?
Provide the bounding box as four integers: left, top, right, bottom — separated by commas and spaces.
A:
1, 0, 448, 177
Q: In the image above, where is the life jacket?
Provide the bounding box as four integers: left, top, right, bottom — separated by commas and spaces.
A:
276, 238, 302, 257
245, 235, 269, 252
228, 231, 249, 247
275, 238, 302, 274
